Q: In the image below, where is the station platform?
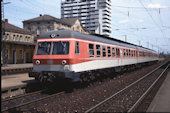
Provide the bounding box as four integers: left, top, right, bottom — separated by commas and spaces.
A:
1, 73, 34, 90
1, 63, 33, 75
1, 73, 36, 98
147, 70, 170, 112
1, 63, 33, 70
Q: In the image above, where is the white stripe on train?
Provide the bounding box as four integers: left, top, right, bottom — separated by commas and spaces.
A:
33, 57, 158, 73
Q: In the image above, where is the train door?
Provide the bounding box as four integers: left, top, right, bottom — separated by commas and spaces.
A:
136, 48, 139, 64
13, 50, 16, 64
120, 48, 123, 65
26, 53, 29, 63
117, 48, 120, 65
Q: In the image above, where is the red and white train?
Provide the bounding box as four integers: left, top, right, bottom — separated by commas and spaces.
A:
29, 29, 158, 82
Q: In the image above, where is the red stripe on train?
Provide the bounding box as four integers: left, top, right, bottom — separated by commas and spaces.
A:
33, 59, 93, 65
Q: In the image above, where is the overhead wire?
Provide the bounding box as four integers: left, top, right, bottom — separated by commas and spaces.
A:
111, 2, 168, 50
111, 6, 153, 48
137, 0, 167, 39
111, 4, 170, 9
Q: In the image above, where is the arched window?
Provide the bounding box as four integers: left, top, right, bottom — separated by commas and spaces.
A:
47, 26, 51, 31
13, 35, 16, 41
37, 27, 40, 35
6, 34, 9, 40
20, 35, 22, 41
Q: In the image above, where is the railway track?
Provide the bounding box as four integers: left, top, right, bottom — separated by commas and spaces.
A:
85, 61, 170, 112
1, 89, 64, 113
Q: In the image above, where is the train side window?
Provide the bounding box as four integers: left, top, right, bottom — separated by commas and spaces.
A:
138, 51, 140, 57
112, 47, 115, 57
134, 50, 136, 57
107, 46, 111, 57
131, 50, 133, 57
120, 49, 123, 58
89, 44, 94, 57
129, 49, 131, 57
75, 41, 79, 54
139, 51, 141, 57
102, 46, 106, 57
126, 49, 128, 57
123, 49, 126, 57
96, 45, 101, 57
116, 48, 120, 58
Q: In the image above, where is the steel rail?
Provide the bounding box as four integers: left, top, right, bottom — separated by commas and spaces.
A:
127, 64, 170, 112
85, 61, 168, 113
2, 91, 65, 112
2, 89, 47, 104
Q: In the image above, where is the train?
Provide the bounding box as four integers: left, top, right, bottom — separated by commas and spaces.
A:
29, 29, 159, 83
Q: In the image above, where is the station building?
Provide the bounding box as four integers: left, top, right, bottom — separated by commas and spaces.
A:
1, 19, 35, 64
23, 14, 90, 42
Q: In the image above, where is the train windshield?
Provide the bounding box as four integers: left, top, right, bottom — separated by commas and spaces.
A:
52, 41, 69, 55
36, 42, 51, 55
36, 41, 69, 55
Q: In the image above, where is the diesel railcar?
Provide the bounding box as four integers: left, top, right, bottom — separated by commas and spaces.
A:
29, 29, 158, 82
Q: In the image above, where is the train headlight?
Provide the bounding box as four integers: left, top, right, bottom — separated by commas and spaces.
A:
62, 60, 67, 65
35, 60, 40, 65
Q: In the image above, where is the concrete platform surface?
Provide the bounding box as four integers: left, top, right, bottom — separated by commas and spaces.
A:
1, 73, 35, 90
147, 70, 170, 112
2, 63, 33, 70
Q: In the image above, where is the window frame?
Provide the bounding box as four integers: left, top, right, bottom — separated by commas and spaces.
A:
52, 41, 70, 55
107, 46, 111, 57
102, 46, 106, 57
123, 49, 126, 58
96, 44, 101, 57
112, 47, 115, 57
89, 43, 95, 57
116, 48, 120, 58
120, 48, 123, 58
126, 49, 128, 57
36, 42, 52, 55
75, 41, 80, 55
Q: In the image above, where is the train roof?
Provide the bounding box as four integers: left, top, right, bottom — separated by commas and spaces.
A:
38, 29, 156, 53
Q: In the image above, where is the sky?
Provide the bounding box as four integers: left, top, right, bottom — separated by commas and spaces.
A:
2, 0, 170, 54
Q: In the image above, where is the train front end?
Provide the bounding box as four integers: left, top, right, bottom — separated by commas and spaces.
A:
29, 32, 78, 83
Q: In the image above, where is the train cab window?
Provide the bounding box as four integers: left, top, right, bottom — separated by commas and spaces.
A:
36, 42, 51, 55
112, 47, 115, 57
75, 41, 79, 54
102, 46, 106, 57
96, 45, 101, 57
107, 47, 111, 57
52, 41, 69, 55
89, 44, 94, 57
116, 48, 120, 58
